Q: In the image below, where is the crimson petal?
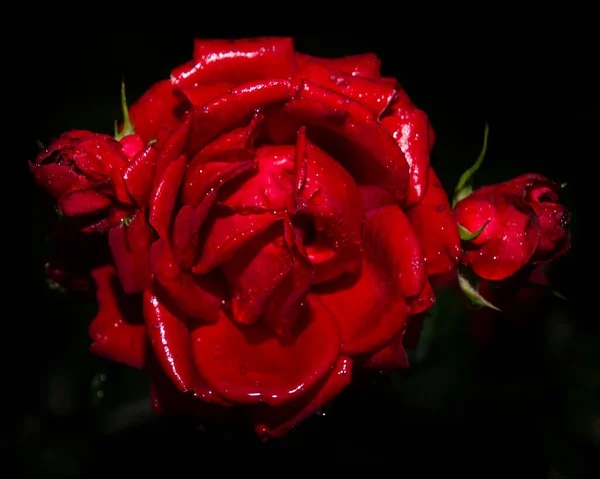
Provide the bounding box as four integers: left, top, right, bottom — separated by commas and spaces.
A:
186, 79, 294, 155
310, 204, 421, 356
361, 332, 409, 370
253, 356, 352, 440
296, 137, 363, 283
129, 79, 189, 146
406, 168, 461, 275
108, 210, 154, 294
221, 222, 293, 325
172, 37, 296, 88
381, 109, 431, 207
149, 238, 223, 322
89, 266, 147, 369
191, 298, 341, 406
142, 279, 227, 405
296, 52, 381, 79
149, 153, 188, 241
298, 61, 396, 117
123, 144, 158, 207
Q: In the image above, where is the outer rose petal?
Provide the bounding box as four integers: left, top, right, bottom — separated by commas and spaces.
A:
149, 360, 232, 417
275, 81, 410, 200
296, 52, 381, 79
297, 61, 396, 117
311, 205, 419, 356
456, 194, 541, 281
253, 357, 353, 440
142, 279, 228, 405
190, 298, 341, 406
361, 332, 409, 369
108, 210, 154, 294
129, 79, 189, 146
380, 109, 431, 207
172, 37, 297, 88
29, 162, 81, 198
89, 266, 147, 369
123, 144, 158, 207
406, 168, 461, 275
59, 187, 112, 216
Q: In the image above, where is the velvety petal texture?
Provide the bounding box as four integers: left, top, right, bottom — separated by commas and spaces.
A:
454, 173, 571, 280
30, 36, 480, 440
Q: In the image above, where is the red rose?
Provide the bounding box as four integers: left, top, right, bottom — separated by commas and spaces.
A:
37, 37, 462, 439
453, 173, 570, 281
30, 130, 147, 232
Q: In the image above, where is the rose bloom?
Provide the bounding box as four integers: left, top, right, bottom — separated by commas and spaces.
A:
454, 173, 570, 281
35, 37, 462, 439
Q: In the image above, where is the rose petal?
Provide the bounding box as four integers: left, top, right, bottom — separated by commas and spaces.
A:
59, 187, 112, 216
172, 192, 216, 270
381, 109, 431, 207
406, 168, 461, 275
149, 153, 188, 241
142, 279, 227, 405
407, 280, 436, 315
191, 299, 341, 406
311, 204, 420, 356
253, 356, 352, 440
186, 79, 294, 155
296, 137, 363, 283
182, 123, 259, 207
361, 332, 409, 370
29, 163, 81, 198
149, 360, 231, 416
191, 210, 281, 274
298, 61, 396, 117
217, 145, 295, 214
119, 134, 145, 161
149, 238, 223, 322
171, 37, 297, 88
129, 79, 189, 146
358, 185, 396, 212
279, 81, 409, 200
221, 222, 293, 325
88, 266, 147, 369
263, 215, 315, 337
123, 144, 158, 208
152, 112, 192, 189
457, 194, 541, 281
296, 52, 381, 79
178, 82, 236, 108
108, 210, 154, 294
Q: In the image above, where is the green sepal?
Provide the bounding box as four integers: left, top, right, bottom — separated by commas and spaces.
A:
452, 122, 489, 208
457, 266, 501, 311
458, 219, 490, 241
114, 79, 135, 140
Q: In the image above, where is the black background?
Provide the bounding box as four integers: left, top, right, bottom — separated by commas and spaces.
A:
11, 17, 591, 478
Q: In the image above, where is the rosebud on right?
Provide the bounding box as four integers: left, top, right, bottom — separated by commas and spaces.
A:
453, 173, 571, 281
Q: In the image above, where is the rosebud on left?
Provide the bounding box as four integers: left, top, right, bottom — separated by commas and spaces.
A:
30, 130, 145, 232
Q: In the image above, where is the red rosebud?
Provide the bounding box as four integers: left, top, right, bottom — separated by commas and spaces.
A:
30, 130, 148, 232
36, 37, 466, 439
454, 174, 570, 281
